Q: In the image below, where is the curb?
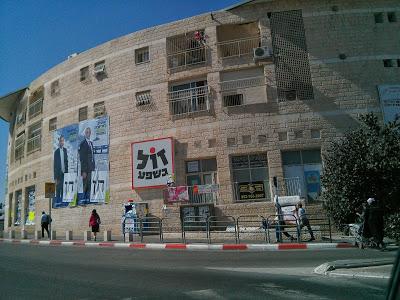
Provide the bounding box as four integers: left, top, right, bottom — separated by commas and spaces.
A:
0, 238, 353, 251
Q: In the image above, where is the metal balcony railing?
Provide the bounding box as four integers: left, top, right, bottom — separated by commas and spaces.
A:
217, 36, 260, 59
163, 185, 218, 204
28, 98, 43, 119
281, 177, 302, 197
168, 86, 210, 116
27, 135, 41, 153
167, 48, 206, 70
219, 76, 265, 92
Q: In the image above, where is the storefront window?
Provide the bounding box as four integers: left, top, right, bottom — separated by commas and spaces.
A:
186, 158, 218, 204
282, 149, 322, 201
25, 186, 35, 225
231, 154, 270, 201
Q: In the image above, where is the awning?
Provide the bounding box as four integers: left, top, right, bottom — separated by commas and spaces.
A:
0, 87, 28, 122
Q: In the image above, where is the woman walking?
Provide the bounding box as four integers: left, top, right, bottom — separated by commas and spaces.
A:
89, 209, 101, 241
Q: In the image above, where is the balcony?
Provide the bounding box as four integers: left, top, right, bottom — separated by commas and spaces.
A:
14, 138, 25, 160
168, 86, 210, 116
164, 185, 218, 204
28, 98, 43, 119
27, 134, 41, 154
167, 48, 206, 70
217, 36, 260, 59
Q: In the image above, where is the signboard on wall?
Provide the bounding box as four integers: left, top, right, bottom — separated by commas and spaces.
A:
377, 85, 400, 124
238, 181, 265, 200
131, 137, 174, 189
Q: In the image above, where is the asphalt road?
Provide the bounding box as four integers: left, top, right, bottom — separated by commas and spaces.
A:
0, 244, 396, 300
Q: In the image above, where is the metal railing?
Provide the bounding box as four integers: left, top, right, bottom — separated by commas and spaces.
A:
26, 135, 41, 153
163, 185, 218, 204
187, 185, 218, 204
279, 177, 302, 197
139, 217, 162, 242
219, 76, 265, 92
217, 36, 260, 59
299, 214, 332, 243
28, 98, 43, 119
266, 214, 300, 243
182, 215, 208, 244
167, 47, 206, 70
208, 216, 237, 244
233, 181, 271, 202
168, 86, 210, 116
236, 215, 268, 244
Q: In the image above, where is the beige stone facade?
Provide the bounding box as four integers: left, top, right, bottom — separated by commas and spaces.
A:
2, 0, 400, 234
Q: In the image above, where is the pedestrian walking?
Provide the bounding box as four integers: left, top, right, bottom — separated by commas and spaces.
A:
41, 211, 52, 238
274, 196, 295, 242
296, 203, 315, 242
365, 198, 385, 248
89, 209, 101, 241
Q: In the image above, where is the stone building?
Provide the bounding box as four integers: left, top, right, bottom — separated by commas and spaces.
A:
1, 0, 399, 236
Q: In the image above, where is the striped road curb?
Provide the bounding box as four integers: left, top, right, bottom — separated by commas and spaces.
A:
0, 238, 354, 251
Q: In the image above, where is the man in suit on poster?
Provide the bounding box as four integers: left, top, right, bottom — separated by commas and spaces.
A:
54, 135, 68, 200
79, 127, 96, 199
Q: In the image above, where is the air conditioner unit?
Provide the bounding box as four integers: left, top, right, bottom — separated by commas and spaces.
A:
93, 64, 106, 75
253, 47, 272, 60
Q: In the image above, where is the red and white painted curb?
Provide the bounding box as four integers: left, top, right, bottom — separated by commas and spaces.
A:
0, 238, 353, 251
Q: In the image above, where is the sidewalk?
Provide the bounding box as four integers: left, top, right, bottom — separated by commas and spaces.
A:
314, 257, 396, 279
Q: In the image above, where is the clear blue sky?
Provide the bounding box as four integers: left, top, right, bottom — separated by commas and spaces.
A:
0, 0, 239, 203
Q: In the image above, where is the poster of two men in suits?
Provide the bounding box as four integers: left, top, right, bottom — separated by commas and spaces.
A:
52, 116, 109, 208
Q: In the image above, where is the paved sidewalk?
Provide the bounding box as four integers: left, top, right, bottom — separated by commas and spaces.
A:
0, 238, 354, 251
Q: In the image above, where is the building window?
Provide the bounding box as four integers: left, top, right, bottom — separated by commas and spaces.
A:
79, 106, 88, 122
311, 129, 321, 139
278, 132, 288, 141
242, 135, 251, 144
80, 66, 90, 82
374, 12, 384, 23
258, 135, 267, 144
135, 90, 152, 106
231, 154, 270, 201
223, 94, 243, 107
16, 110, 26, 127
186, 158, 218, 203
14, 131, 25, 161
25, 186, 36, 225
27, 122, 42, 154
387, 12, 397, 23
294, 130, 303, 139
135, 47, 150, 64
28, 88, 44, 119
282, 149, 322, 201
208, 138, 216, 148
14, 190, 22, 226
168, 80, 209, 116
383, 59, 394, 67
93, 60, 106, 76
49, 117, 57, 132
166, 30, 206, 70
50, 80, 60, 97
227, 137, 236, 147
93, 101, 106, 118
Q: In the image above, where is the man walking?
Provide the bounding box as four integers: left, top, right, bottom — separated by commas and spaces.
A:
41, 211, 52, 238
296, 203, 315, 241
54, 135, 68, 200
79, 127, 95, 199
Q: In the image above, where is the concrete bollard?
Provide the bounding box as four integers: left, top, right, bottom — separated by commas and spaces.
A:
20, 229, 28, 239
84, 231, 91, 241
50, 230, 57, 240
66, 230, 73, 241
103, 230, 112, 242
9, 230, 15, 239
34, 230, 42, 240
124, 233, 134, 242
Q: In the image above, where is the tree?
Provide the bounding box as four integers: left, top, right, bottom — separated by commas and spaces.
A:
322, 113, 400, 230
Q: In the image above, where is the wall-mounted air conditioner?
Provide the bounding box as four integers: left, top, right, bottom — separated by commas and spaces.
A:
253, 47, 272, 60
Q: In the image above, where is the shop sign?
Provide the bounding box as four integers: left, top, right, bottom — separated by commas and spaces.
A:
238, 181, 265, 200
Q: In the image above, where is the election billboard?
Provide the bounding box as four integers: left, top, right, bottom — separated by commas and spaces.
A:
131, 137, 174, 189
52, 116, 109, 208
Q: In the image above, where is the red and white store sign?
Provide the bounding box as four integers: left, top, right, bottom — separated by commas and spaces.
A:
131, 137, 174, 189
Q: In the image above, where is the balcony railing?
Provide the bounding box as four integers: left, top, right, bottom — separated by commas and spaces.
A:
167, 48, 206, 70
14, 143, 25, 160
164, 185, 218, 204
168, 86, 210, 116
219, 76, 265, 92
28, 98, 43, 119
27, 135, 41, 154
217, 36, 260, 59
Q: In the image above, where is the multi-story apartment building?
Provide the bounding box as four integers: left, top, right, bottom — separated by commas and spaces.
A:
0, 0, 399, 235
